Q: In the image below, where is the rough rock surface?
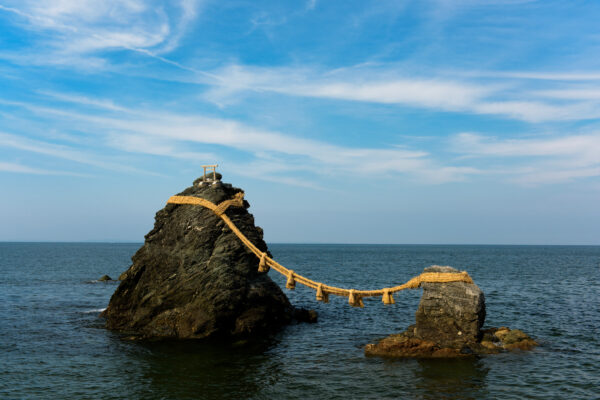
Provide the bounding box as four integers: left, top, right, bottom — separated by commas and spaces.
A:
102, 177, 298, 340
415, 265, 485, 347
365, 266, 537, 358
365, 326, 537, 358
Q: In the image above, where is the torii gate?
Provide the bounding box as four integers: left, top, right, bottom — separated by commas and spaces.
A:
200, 164, 219, 186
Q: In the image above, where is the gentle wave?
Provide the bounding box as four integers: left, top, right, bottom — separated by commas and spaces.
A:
83, 308, 106, 313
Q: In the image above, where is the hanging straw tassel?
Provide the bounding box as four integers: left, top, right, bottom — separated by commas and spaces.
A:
316, 283, 329, 303
348, 289, 364, 308
258, 252, 269, 273
286, 270, 296, 290
382, 288, 395, 305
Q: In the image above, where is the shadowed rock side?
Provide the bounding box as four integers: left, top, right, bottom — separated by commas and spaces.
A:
102, 178, 299, 340
365, 266, 537, 358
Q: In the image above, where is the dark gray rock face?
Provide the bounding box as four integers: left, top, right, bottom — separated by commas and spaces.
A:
414, 265, 486, 347
102, 178, 294, 340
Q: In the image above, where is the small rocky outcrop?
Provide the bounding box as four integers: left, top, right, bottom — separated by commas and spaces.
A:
102, 176, 301, 340
365, 266, 537, 358
98, 274, 113, 281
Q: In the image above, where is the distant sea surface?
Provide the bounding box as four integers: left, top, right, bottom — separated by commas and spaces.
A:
1, 243, 599, 399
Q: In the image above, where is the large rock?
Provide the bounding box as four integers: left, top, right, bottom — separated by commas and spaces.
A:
102, 177, 296, 340
414, 265, 485, 347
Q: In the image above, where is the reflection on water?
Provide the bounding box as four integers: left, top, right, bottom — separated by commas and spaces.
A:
137, 340, 281, 400
415, 358, 489, 399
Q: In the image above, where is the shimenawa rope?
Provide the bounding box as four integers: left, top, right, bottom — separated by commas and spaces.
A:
167, 192, 474, 307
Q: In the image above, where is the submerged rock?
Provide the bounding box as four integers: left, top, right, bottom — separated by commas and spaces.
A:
102, 176, 300, 340
365, 266, 537, 358
486, 327, 537, 350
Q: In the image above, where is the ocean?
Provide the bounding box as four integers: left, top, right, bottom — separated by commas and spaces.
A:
0, 243, 598, 399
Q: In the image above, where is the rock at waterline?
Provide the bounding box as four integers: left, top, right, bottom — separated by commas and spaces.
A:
365, 266, 537, 358
102, 176, 308, 340
98, 275, 113, 281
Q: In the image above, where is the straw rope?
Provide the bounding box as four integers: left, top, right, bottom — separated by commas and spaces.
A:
167, 192, 474, 307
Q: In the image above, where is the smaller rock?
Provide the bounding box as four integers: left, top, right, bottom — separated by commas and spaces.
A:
292, 308, 318, 323
490, 327, 538, 350
365, 265, 537, 358
98, 275, 113, 281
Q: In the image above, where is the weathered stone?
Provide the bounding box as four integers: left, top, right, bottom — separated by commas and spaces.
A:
493, 328, 537, 350
292, 308, 318, 323
102, 177, 300, 340
98, 274, 113, 281
364, 333, 465, 358
365, 265, 537, 358
414, 265, 485, 347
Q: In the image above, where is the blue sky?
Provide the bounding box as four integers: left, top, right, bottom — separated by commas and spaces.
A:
1, 0, 599, 244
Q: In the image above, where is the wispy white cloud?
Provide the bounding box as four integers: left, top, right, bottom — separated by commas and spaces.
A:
0, 0, 201, 67
105, 132, 216, 161
472, 100, 600, 122
306, 0, 317, 11
532, 88, 600, 101
454, 132, 600, 160
4, 1, 600, 124
5, 88, 600, 186
2, 94, 476, 184
0, 160, 88, 176
62, 109, 450, 180
452, 132, 600, 184
0, 131, 160, 175
4, 90, 599, 186
201, 64, 600, 122
472, 71, 600, 81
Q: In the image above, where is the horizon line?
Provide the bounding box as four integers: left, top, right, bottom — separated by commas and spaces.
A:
1, 241, 599, 246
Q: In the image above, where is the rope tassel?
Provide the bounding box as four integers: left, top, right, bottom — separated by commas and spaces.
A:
258, 253, 269, 273
382, 288, 395, 305
286, 270, 296, 290
316, 283, 329, 303
348, 289, 364, 308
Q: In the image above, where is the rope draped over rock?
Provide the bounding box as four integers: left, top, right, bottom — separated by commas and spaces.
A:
167, 192, 475, 307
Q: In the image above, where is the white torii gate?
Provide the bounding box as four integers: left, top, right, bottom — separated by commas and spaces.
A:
200, 164, 219, 186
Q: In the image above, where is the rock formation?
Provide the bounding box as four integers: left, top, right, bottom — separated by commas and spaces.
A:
365, 266, 536, 358
102, 175, 305, 340
415, 265, 486, 347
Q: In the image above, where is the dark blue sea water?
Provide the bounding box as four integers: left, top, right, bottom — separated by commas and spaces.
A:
1, 243, 599, 399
